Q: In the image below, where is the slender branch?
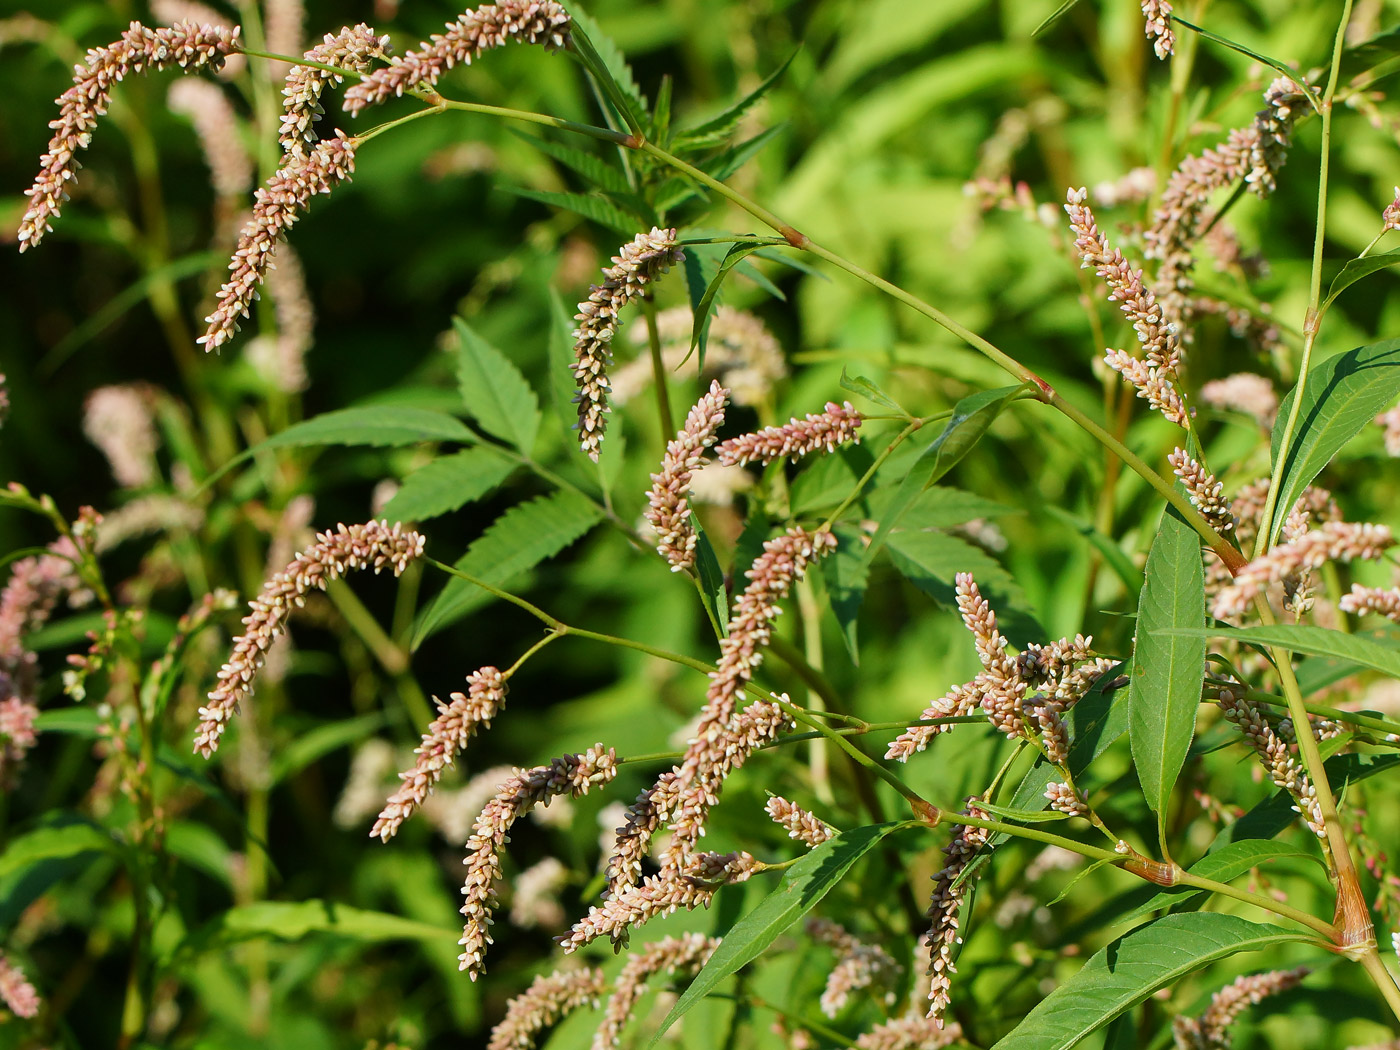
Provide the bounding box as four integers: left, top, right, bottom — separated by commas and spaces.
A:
1254, 0, 1355, 556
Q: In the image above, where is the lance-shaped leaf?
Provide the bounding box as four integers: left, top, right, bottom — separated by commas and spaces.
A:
1162, 623, 1400, 679
646, 822, 908, 1050
990, 913, 1314, 1050
864, 385, 1022, 565
1268, 338, 1400, 542
381, 448, 517, 523
1128, 504, 1206, 832
688, 242, 765, 371
412, 490, 603, 645
454, 318, 541, 454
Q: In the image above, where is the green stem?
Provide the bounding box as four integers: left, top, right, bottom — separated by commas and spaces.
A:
436, 97, 633, 145
1255, 0, 1354, 557
820, 417, 928, 529
1359, 949, 1400, 1020
640, 295, 675, 440
1173, 868, 1337, 939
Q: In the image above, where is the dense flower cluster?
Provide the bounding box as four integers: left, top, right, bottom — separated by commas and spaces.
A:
643, 381, 729, 571
17, 21, 241, 251
200, 136, 357, 352
342, 1, 571, 115
572, 228, 685, 459
195, 521, 424, 757
715, 401, 863, 466
279, 24, 389, 155
1172, 966, 1309, 1049
372, 666, 508, 841
459, 745, 617, 977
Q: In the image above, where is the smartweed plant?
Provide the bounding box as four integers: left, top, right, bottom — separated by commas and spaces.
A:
8, 0, 1400, 1047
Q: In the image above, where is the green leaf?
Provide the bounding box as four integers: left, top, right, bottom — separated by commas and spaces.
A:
885, 530, 1017, 603
510, 130, 632, 194
1336, 23, 1400, 81
683, 243, 725, 335
674, 50, 796, 150
838, 368, 903, 413
790, 446, 875, 516
646, 822, 909, 1049
269, 713, 387, 787
864, 385, 1022, 565
1268, 338, 1400, 542
822, 524, 870, 663
689, 244, 765, 369
566, 7, 648, 135
699, 126, 785, 186
1171, 17, 1311, 95
1322, 249, 1400, 314
1032, 0, 1087, 38
692, 514, 730, 637
381, 448, 517, 523
1165, 623, 1400, 678
453, 319, 542, 454
1114, 839, 1322, 926
1128, 505, 1206, 829
33, 707, 102, 736
166, 821, 236, 888
176, 899, 455, 958
413, 490, 604, 645
0, 822, 118, 880
976, 800, 1072, 823
990, 913, 1311, 1050
502, 185, 645, 236
1042, 505, 1144, 593
202, 407, 475, 490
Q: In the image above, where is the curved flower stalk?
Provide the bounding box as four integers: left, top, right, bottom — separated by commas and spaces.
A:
487, 966, 606, 1050
459, 745, 617, 978
1212, 521, 1393, 620
17, 21, 241, 251
1219, 690, 1323, 836
1169, 449, 1232, 534
0, 952, 40, 1019
372, 666, 507, 841
195, 521, 424, 757
644, 381, 729, 572
561, 850, 758, 952
605, 527, 835, 896
806, 918, 901, 1017
1065, 188, 1187, 427
200, 135, 356, 351
1145, 77, 1312, 324
572, 227, 685, 460
765, 795, 833, 847
591, 933, 719, 1050
926, 797, 991, 1025
715, 401, 863, 466
342, 0, 572, 116
1171, 966, 1309, 1049
279, 24, 389, 156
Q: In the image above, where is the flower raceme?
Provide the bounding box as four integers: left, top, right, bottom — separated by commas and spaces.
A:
194, 521, 424, 757
17, 21, 241, 252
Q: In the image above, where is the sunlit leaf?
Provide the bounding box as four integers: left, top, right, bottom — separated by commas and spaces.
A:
1268, 338, 1400, 541
864, 385, 1022, 564
1128, 505, 1206, 830
646, 822, 910, 1049
453, 319, 541, 454
413, 490, 604, 645
990, 914, 1312, 1050
381, 447, 518, 523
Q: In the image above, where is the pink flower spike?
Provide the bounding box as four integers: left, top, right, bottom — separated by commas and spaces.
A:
715, 401, 862, 467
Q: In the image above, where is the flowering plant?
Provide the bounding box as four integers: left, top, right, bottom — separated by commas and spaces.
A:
6, 1, 1400, 1048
